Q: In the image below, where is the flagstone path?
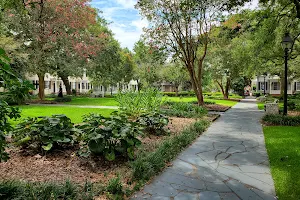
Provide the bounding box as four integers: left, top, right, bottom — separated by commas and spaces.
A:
132, 99, 277, 200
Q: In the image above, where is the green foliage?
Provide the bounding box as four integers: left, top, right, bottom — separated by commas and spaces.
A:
54, 96, 72, 102
106, 177, 123, 195
137, 112, 169, 135
162, 102, 207, 118
162, 91, 195, 97
12, 115, 78, 152
262, 114, 300, 126
131, 120, 210, 181
0, 48, 22, 162
116, 88, 164, 118
0, 180, 104, 200
0, 101, 21, 162
78, 113, 143, 161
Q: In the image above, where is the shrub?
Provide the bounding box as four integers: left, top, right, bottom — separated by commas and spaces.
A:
78, 113, 143, 161
162, 102, 207, 118
54, 96, 72, 102
106, 177, 123, 195
254, 92, 262, 97
0, 180, 103, 200
262, 114, 300, 126
116, 88, 164, 118
0, 101, 21, 162
72, 89, 77, 96
131, 120, 210, 181
12, 115, 78, 152
287, 100, 296, 110
137, 112, 169, 135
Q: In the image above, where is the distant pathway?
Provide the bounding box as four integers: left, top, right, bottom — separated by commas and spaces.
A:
28, 104, 118, 109
132, 99, 276, 200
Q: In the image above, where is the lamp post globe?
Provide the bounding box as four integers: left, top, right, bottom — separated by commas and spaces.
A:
281, 33, 293, 116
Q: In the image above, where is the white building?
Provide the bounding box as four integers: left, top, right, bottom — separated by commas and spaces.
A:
252, 75, 300, 95
26, 71, 138, 96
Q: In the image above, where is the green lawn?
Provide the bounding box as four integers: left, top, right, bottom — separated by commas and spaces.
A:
264, 126, 300, 200
64, 97, 117, 106
12, 105, 116, 125
56, 96, 238, 107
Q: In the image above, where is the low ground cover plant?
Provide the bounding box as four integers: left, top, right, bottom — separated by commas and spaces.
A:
12, 115, 79, 152
262, 114, 300, 126
162, 101, 207, 118
137, 112, 169, 136
78, 113, 143, 161
54, 96, 72, 102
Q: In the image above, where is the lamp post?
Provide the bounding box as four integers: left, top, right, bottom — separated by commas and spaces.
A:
263, 73, 267, 95
281, 33, 293, 116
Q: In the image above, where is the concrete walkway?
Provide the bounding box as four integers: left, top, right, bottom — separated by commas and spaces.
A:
132, 99, 276, 200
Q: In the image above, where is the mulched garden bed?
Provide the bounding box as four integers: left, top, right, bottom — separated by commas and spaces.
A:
204, 104, 230, 112
0, 117, 196, 185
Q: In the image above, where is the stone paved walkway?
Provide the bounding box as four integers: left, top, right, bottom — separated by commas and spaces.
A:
132, 99, 277, 200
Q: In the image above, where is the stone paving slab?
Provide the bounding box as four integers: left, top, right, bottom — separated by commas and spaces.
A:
131, 99, 277, 200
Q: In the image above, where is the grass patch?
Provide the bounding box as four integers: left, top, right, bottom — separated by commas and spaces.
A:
264, 126, 300, 200
55, 96, 238, 107
11, 105, 116, 125
64, 97, 117, 106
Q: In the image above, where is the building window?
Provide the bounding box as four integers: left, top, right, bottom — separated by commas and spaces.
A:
82, 83, 85, 89
45, 81, 49, 89
78, 83, 80, 89
272, 82, 280, 90
296, 82, 300, 91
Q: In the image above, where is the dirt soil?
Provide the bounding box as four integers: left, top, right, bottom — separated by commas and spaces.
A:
205, 104, 230, 112
288, 111, 300, 116
0, 117, 197, 185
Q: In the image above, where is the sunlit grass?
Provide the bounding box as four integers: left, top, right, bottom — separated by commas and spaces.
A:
264, 126, 300, 200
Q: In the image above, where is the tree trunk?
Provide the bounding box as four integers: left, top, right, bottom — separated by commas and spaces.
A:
59, 73, 72, 95
224, 78, 231, 99
216, 80, 225, 98
38, 73, 45, 100
175, 84, 179, 96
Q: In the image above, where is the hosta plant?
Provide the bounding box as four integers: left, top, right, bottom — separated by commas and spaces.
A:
137, 112, 169, 136
78, 113, 143, 161
12, 115, 79, 152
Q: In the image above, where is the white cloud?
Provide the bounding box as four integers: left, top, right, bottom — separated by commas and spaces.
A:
131, 18, 148, 32
115, 0, 137, 9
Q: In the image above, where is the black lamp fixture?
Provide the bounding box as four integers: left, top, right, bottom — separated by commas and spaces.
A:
281, 33, 293, 116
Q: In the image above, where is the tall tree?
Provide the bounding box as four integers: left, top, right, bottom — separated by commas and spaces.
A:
136, 0, 222, 105
4, 0, 100, 99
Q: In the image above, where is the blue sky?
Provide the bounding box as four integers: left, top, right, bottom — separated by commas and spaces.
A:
90, 0, 258, 51
90, 0, 146, 50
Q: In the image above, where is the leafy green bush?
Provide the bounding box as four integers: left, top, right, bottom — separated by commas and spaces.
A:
12, 115, 78, 152
162, 102, 207, 118
116, 88, 164, 118
54, 96, 72, 102
78, 113, 143, 161
106, 177, 123, 195
262, 114, 300, 126
0, 101, 21, 162
254, 92, 262, 97
131, 120, 210, 181
137, 112, 169, 135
